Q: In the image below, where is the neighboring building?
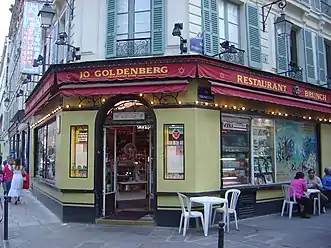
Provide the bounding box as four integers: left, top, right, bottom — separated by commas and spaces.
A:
22, 0, 331, 225
0, 37, 10, 158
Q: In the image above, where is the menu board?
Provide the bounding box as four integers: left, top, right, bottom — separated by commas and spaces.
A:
164, 124, 185, 180
252, 119, 275, 185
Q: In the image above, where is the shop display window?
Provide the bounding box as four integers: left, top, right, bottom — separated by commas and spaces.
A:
34, 121, 57, 182
252, 118, 275, 185
164, 124, 185, 180
70, 126, 88, 178
221, 116, 250, 186
275, 121, 318, 182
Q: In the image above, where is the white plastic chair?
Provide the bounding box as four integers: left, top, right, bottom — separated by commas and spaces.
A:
212, 189, 241, 230
177, 193, 205, 236
281, 185, 297, 219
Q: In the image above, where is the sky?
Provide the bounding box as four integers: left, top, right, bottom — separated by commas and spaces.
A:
0, 0, 15, 52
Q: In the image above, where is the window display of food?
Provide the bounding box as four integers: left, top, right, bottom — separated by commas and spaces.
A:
221, 116, 250, 186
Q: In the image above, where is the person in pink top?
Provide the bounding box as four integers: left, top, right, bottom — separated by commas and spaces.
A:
290, 172, 311, 218
3, 160, 13, 202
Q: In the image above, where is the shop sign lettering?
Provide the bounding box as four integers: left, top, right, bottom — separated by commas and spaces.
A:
79, 66, 169, 79
236, 75, 288, 93
304, 90, 327, 101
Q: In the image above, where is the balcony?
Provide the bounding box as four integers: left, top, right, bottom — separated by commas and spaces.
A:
287, 70, 303, 81
116, 38, 151, 58
321, 1, 331, 17
213, 41, 245, 66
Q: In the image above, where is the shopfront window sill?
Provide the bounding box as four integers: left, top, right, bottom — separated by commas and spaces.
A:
221, 183, 288, 192
32, 177, 60, 192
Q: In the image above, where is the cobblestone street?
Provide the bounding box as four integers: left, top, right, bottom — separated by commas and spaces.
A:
0, 191, 330, 248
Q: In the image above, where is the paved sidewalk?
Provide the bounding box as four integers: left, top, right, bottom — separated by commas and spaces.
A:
0, 192, 331, 248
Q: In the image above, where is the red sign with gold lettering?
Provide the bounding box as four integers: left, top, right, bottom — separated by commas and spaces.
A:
56, 64, 196, 84
198, 64, 331, 104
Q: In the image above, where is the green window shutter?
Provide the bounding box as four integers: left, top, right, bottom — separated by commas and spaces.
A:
106, 0, 117, 58
152, 0, 164, 55
304, 30, 316, 84
276, 34, 288, 73
317, 35, 326, 85
202, 0, 219, 56
245, 4, 262, 69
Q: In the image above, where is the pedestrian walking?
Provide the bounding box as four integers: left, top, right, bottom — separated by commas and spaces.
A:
3, 160, 13, 202
8, 159, 24, 205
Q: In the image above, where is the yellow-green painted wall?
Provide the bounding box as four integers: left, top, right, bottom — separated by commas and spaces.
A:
155, 108, 220, 193
59, 111, 97, 190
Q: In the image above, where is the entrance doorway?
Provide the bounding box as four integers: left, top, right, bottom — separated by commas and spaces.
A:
100, 100, 155, 221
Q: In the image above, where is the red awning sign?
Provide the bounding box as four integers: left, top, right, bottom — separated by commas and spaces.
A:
211, 81, 331, 114
57, 64, 196, 84
198, 64, 331, 104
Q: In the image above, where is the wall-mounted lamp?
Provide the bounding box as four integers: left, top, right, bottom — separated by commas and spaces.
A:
262, 0, 289, 33
56, 32, 81, 61
33, 54, 44, 68
172, 23, 188, 54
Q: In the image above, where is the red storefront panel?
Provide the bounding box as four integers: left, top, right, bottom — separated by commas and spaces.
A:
57, 64, 196, 84
211, 82, 331, 113
199, 64, 331, 105
59, 81, 188, 96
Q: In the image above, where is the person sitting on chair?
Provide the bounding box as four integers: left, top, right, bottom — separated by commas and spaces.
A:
290, 172, 311, 219
322, 168, 331, 206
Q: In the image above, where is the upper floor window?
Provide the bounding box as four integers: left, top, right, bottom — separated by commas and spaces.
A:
289, 29, 298, 65
325, 41, 331, 87
218, 0, 240, 48
116, 0, 151, 57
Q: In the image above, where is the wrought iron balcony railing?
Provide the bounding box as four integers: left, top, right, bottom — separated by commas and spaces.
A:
321, 1, 331, 17
287, 69, 303, 81
116, 38, 151, 58
216, 46, 245, 66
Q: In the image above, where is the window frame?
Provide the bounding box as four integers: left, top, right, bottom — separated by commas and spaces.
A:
34, 119, 57, 184
218, 0, 240, 47
117, 0, 152, 40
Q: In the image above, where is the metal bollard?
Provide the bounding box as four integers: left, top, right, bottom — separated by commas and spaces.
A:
3, 195, 8, 241
218, 222, 225, 248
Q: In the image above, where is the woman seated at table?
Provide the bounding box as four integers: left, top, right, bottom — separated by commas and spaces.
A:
322, 168, 331, 205
307, 169, 328, 212
290, 172, 311, 219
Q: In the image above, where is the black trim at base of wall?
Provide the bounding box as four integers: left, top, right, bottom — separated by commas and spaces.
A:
155, 199, 283, 227
31, 187, 95, 223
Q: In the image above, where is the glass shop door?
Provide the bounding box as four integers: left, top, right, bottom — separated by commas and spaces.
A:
102, 127, 117, 217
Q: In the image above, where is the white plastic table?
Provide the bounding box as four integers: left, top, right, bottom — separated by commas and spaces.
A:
306, 188, 321, 215
190, 196, 229, 236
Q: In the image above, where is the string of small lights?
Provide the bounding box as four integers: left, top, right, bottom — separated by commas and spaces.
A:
29, 95, 331, 128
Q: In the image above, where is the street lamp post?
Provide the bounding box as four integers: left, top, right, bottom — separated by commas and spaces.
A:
38, 3, 55, 74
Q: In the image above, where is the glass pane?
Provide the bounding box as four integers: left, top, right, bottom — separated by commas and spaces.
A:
46, 122, 57, 181
228, 23, 239, 44
221, 116, 250, 186
134, 32, 151, 38
117, 14, 129, 34
135, 0, 151, 11
117, 0, 129, 13
218, 0, 225, 19
227, 3, 239, 24
117, 34, 128, 40
135, 12, 151, 33
252, 119, 275, 185
219, 19, 225, 40
275, 121, 318, 182
70, 126, 88, 178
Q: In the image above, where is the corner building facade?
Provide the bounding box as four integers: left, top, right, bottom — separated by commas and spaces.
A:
20, 0, 331, 225
26, 55, 331, 225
